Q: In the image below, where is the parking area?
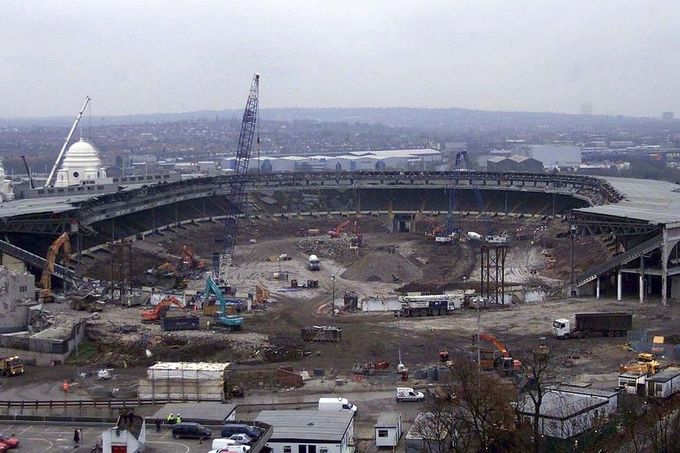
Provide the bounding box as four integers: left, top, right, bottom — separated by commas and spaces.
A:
0, 423, 213, 452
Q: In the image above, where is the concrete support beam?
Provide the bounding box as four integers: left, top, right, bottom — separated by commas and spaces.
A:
596, 277, 600, 299
617, 271, 622, 302
640, 256, 645, 304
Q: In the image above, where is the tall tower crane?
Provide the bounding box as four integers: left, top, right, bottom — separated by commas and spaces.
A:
213, 73, 260, 281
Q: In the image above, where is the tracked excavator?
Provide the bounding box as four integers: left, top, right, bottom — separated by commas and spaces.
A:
141, 296, 184, 323
473, 333, 522, 374
40, 232, 71, 303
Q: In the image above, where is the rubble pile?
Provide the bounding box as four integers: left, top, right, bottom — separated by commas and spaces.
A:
83, 317, 273, 366
297, 236, 356, 262
342, 251, 422, 283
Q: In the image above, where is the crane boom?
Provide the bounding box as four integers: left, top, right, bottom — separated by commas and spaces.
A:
45, 96, 91, 188
21, 155, 34, 189
213, 74, 259, 280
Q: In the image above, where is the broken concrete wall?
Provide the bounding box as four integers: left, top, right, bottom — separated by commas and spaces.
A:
0, 266, 36, 333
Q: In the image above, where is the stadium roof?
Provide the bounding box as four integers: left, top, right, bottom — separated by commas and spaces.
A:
575, 177, 680, 225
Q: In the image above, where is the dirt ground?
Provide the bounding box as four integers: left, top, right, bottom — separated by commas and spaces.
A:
6, 215, 677, 401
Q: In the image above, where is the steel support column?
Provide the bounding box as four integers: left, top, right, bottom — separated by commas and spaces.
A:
617, 271, 622, 302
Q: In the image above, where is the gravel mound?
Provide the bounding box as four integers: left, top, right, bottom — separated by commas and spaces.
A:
341, 252, 422, 283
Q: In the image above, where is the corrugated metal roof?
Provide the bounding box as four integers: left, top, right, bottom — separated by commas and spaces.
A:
375, 413, 400, 428
255, 410, 353, 442
575, 177, 680, 224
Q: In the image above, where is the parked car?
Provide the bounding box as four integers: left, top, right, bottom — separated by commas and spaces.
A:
228, 433, 254, 444
220, 424, 262, 439
0, 433, 19, 449
171, 422, 211, 439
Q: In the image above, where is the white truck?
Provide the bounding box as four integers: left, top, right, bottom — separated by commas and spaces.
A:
396, 387, 425, 402
308, 254, 321, 271
318, 397, 357, 413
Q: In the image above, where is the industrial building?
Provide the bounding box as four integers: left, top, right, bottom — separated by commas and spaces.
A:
255, 409, 355, 453
222, 148, 442, 173
486, 155, 544, 172
525, 144, 582, 169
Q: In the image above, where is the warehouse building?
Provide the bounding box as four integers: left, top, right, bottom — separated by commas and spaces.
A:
255, 409, 355, 453
487, 155, 544, 173
222, 149, 442, 173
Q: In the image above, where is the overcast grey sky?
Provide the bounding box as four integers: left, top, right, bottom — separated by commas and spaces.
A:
1, 0, 679, 118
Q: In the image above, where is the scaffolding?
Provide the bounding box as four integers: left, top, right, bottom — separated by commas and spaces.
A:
480, 244, 507, 305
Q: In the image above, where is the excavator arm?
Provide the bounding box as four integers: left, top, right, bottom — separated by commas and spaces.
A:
477, 333, 510, 358
40, 232, 71, 295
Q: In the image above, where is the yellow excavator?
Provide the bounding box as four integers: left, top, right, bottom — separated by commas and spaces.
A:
39, 232, 71, 303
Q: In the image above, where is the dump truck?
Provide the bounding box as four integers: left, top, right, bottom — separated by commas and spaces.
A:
0, 356, 24, 376
301, 325, 342, 342
553, 312, 632, 339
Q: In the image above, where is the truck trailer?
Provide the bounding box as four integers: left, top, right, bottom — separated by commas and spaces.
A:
553, 312, 632, 339
399, 294, 463, 317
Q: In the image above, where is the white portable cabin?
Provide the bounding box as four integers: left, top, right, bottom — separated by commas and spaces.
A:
375, 412, 402, 448
647, 367, 680, 398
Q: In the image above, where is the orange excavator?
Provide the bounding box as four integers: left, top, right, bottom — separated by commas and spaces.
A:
425, 225, 445, 240
328, 220, 351, 238
181, 246, 205, 270
40, 232, 71, 303
474, 333, 521, 373
141, 296, 184, 323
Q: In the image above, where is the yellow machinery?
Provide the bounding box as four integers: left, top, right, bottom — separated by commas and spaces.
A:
255, 285, 270, 304
0, 356, 24, 376
39, 232, 71, 302
620, 361, 661, 375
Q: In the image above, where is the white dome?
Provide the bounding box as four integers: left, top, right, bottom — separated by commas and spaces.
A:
61, 139, 102, 170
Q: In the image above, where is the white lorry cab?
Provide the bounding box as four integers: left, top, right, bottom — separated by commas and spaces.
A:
318, 397, 357, 413
552, 318, 571, 338
396, 387, 425, 402
308, 254, 321, 271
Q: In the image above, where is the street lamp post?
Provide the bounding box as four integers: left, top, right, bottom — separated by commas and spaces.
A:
570, 224, 577, 285
331, 274, 336, 316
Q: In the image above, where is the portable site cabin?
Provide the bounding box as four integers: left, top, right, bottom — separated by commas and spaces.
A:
619, 372, 648, 396
647, 367, 680, 398
374, 413, 402, 448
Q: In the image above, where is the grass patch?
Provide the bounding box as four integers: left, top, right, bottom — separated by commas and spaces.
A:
66, 340, 99, 364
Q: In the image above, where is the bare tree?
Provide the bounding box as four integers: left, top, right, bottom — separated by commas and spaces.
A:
515, 347, 562, 453
442, 358, 516, 451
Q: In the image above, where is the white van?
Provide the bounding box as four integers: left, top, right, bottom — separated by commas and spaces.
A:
318, 397, 357, 413
211, 438, 251, 452
396, 387, 425, 402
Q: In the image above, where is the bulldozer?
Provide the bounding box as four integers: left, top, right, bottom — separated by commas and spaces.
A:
40, 232, 71, 303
